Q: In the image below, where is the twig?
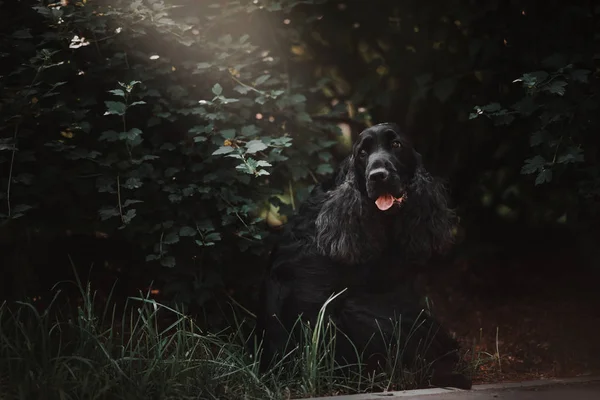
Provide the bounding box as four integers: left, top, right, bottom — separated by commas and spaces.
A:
224, 290, 256, 319
6, 124, 19, 218
219, 194, 250, 230
551, 136, 564, 165
229, 74, 262, 94
495, 326, 502, 372
5, 63, 42, 218
308, 170, 319, 184
288, 180, 296, 211
116, 175, 124, 224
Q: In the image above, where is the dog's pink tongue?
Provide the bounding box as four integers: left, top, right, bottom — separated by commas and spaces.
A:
375, 194, 395, 211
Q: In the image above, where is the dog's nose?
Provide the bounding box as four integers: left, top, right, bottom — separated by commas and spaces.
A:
368, 168, 389, 182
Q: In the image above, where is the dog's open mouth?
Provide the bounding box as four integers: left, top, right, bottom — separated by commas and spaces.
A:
375, 193, 406, 211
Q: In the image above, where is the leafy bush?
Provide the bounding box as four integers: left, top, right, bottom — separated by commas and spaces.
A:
0, 0, 340, 305
3, 1, 600, 313
471, 62, 590, 187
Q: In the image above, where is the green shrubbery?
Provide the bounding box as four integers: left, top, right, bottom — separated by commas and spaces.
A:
1, 0, 341, 305
1, 0, 599, 332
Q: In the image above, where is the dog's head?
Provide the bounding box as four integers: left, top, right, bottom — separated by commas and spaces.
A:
316, 122, 454, 264
352, 123, 419, 211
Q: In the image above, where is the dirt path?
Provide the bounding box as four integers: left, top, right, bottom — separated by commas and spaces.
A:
420, 251, 600, 384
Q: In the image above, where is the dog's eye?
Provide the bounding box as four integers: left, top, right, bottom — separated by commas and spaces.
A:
359, 149, 368, 158
391, 141, 402, 149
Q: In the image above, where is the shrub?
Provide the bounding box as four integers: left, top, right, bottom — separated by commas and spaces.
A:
0, 0, 339, 306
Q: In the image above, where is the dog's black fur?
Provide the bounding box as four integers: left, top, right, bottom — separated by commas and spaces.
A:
256, 123, 471, 389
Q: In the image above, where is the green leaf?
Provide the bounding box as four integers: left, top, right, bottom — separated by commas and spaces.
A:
179, 226, 197, 237
121, 128, 142, 141
255, 74, 271, 85
289, 93, 306, 104
234, 85, 251, 94
108, 89, 125, 97
99, 207, 119, 221
535, 169, 553, 185
255, 160, 272, 167
78, 121, 92, 134
481, 103, 502, 113
212, 83, 223, 96
205, 232, 221, 242
545, 80, 567, 96
168, 194, 182, 203
122, 209, 136, 224
160, 143, 176, 151
220, 129, 236, 139
13, 172, 34, 186
245, 140, 267, 154
296, 112, 312, 123
236, 163, 254, 175
123, 200, 143, 208
213, 146, 235, 155
104, 101, 127, 116
271, 137, 293, 147
241, 125, 260, 136
521, 156, 546, 175
197, 219, 214, 232
316, 164, 334, 175
13, 204, 33, 214
514, 71, 549, 87
557, 147, 584, 164
123, 177, 143, 189
219, 97, 239, 104
512, 97, 537, 116
165, 167, 179, 177
163, 220, 175, 229
160, 256, 176, 268
164, 232, 180, 244
493, 113, 515, 126
529, 131, 547, 147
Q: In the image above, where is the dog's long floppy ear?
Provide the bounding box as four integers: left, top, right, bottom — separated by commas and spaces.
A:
315, 157, 382, 265
396, 152, 457, 263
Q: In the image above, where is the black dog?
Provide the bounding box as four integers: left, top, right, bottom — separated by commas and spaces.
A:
256, 123, 471, 389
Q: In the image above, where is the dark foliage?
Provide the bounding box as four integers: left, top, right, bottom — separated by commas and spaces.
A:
1, 0, 599, 329
256, 123, 471, 389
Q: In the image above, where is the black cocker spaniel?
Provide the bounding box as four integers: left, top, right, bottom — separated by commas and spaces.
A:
256, 123, 471, 390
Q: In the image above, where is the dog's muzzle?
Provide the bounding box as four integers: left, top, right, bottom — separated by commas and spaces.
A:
366, 168, 406, 211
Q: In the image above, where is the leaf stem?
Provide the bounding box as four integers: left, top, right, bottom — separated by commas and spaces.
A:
6, 124, 19, 218
551, 136, 563, 165
116, 175, 124, 224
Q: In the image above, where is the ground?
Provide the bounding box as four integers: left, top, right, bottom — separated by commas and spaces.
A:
420, 249, 600, 384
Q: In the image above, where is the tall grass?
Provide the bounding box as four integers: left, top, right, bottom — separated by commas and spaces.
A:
0, 265, 477, 400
